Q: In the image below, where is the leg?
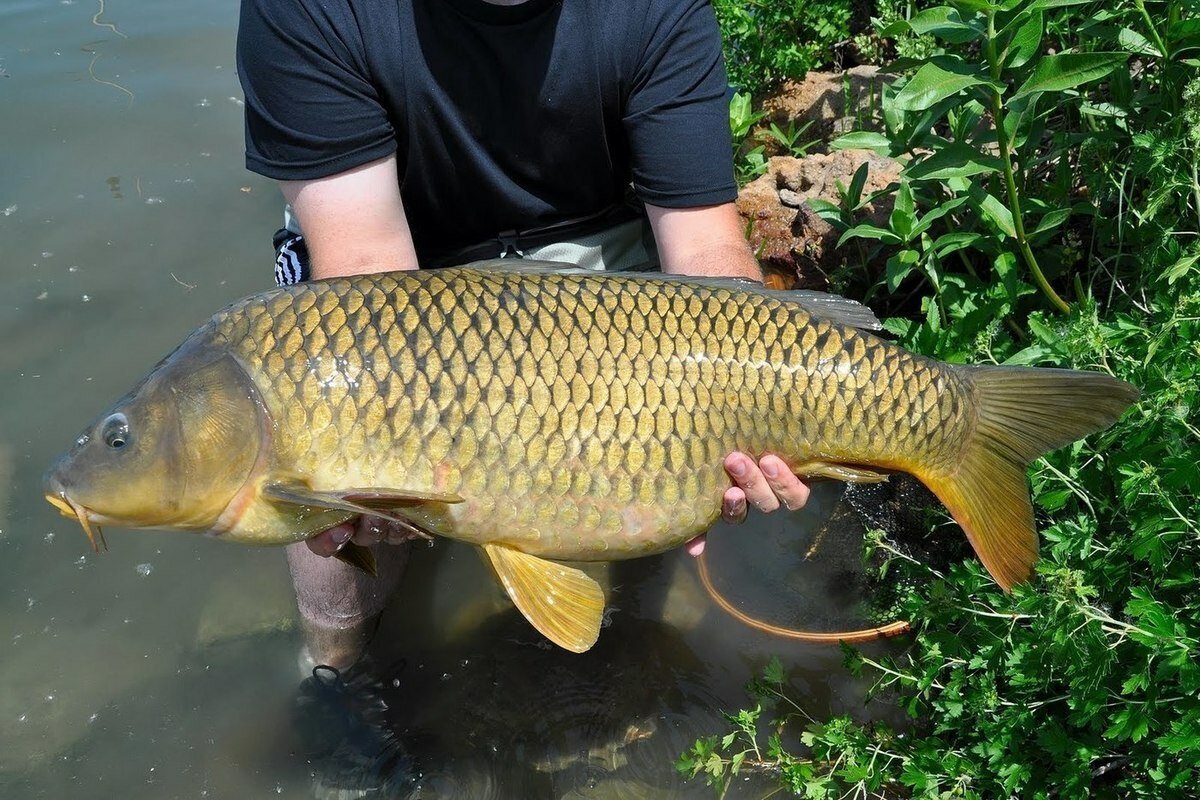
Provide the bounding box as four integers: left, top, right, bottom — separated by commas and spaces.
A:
286, 541, 411, 669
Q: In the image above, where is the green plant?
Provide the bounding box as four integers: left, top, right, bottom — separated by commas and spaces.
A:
854, 0, 941, 63
714, 0, 853, 98
729, 90, 770, 184
682, 277, 1200, 796
834, 1, 1132, 316
762, 119, 821, 158
686, 0, 1200, 795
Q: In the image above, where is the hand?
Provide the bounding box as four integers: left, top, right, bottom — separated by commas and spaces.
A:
684, 452, 811, 557
306, 515, 422, 557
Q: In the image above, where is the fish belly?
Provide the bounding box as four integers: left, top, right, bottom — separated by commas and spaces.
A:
213, 267, 971, 559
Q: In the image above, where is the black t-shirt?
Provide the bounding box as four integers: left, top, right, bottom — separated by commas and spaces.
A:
237, 0, 736, 261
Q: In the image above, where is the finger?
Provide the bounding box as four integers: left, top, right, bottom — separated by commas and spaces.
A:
721, 486, 747, 524
380, 520, 418, 546
351, 515, 386, 546
725, 452, 781, 513
759, 454, 811, 511
306, 521, 356, 557
685, 534, 706, 557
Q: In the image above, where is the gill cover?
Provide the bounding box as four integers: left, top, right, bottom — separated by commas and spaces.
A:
44, 346, 265, 532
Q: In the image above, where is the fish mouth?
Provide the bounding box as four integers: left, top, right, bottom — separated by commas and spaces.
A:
44, 487, 108, 553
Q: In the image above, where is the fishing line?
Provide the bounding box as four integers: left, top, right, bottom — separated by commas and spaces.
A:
696, 551, 910, 644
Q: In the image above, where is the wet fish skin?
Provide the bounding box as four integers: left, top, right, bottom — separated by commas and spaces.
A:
212, 267, 960, 554
44, 263, 1138, 652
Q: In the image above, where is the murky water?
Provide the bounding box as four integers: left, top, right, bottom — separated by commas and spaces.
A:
1, 2, 898, 797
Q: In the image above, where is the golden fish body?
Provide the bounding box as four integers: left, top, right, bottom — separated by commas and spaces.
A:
217, 267, 956, 557
45, 262, 1138, 651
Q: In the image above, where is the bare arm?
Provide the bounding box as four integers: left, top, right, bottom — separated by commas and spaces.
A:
282, 155, 426, 555
646, 201, 810, 543
645, 201, 761, 280
281, 154, 419, 279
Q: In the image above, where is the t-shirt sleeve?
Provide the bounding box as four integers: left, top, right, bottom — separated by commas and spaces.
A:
623, 0, 736, 208
237, 0, 397, 180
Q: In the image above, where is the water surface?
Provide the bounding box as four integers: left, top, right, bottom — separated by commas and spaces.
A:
0, 2, 895, 796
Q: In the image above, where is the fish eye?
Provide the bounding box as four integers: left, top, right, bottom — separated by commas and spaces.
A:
101, 413, 131, 450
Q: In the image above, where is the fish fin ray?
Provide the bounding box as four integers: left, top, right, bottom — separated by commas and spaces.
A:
926, 365, 1138, 590
262, 481, 409, 524
332, 542, 378, 576
340, 487, 464, 505
482, 544, 604, 653
795, 462, 891, 483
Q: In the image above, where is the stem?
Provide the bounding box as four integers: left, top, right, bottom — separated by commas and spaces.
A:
1132, 0, 1170, 62
986, 11, 1072, 314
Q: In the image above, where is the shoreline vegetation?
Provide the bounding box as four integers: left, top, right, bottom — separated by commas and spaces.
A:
682, 0, 1200, 796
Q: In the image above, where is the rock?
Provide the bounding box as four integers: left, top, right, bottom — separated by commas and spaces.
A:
737, 150, 902, 287
778, 188, 804, 208
758, 66, 892, 149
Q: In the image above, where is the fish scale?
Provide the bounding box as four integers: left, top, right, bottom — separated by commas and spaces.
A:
47, 262, 1138, 651
208, 267, 964, 559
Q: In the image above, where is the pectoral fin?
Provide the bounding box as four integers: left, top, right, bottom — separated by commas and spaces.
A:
482, 543, 605, 653
262, 481, 459, 532
341, 487, 464, 505
796, 462, 891, 483
263, 482, 395, 519
332, 542, 378, 577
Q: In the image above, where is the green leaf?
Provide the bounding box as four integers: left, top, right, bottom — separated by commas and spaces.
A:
910, 195, 969, 238
905, 143, 1005, 181
1026, 0, 1094, 9
847, 162, 870, 210
933, 231, 984, 257
907, 6, 984, 43
966, 181, 1017, 237
1006, 10, 1043, 69
805, 197, 845, 226
892, 63, 993, 112
1168, 18, 1200, 44
1031, 207, 1071, 237
830, 131, 892, 155
838, 225, 903, 246
1011, 53, 1128, 100
877, 18, 911, 38
949, 0, 999, 12
886, 249, 920, 291
890, 181, 916, 239
1164, 253, 1200, 285
1118, 27, 1161, 57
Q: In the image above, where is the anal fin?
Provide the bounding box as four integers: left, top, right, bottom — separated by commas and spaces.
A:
797, 462, 891, 483
483, 543, 605, 653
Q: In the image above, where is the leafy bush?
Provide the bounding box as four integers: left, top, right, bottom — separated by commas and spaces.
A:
715, 0, 853, 98
686, 0, 1200, 795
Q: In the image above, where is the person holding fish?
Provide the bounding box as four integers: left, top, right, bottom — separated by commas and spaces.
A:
236, 0, 812, 668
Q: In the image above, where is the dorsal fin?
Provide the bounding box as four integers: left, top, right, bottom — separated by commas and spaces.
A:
456, 259, 882, 331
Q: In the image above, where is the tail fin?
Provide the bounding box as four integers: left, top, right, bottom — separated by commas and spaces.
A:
925, 366, 1138, 590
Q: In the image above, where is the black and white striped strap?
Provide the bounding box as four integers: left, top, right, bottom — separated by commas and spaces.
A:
274, 234, 307, 286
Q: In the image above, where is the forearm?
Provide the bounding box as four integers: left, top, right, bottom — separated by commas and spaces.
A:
662, 238, 761, 281
645, 201, 763, 282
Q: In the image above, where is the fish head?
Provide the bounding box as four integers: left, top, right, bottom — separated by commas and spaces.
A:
44, 346, 267, 547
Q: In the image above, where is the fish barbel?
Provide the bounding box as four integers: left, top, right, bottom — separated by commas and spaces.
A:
44, 262, 1138, 651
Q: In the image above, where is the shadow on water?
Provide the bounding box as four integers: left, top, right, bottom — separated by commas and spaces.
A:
2, 1, 916, 797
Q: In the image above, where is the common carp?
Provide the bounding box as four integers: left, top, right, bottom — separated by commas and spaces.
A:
44, 262, 1138, 652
